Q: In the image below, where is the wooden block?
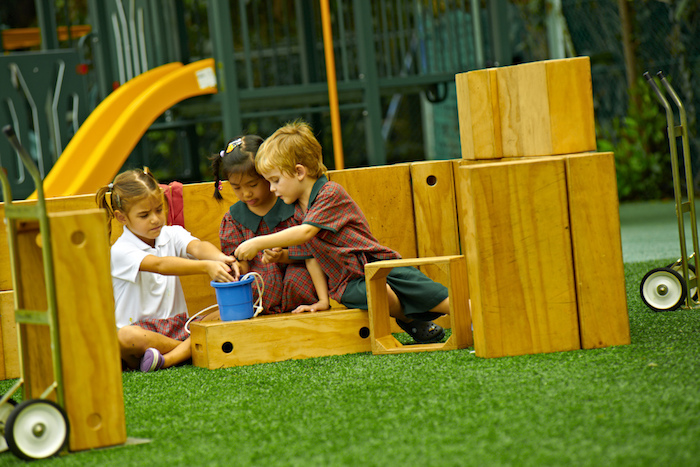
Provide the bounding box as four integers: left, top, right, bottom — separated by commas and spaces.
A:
456, 67, 502, 160
364, 256, 472, 355
459, 159, 580, 358
565, 153, 630, 348
0, 291, 19, 380
328, 164, 417, 259
50, 210, 126, 451
190, 308, 371, 368
456, 57, 596, 159
14, 225, 55, 400
410, 161, 461, 258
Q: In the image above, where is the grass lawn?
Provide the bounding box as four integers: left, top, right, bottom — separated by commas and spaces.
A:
0, 201, 699, 466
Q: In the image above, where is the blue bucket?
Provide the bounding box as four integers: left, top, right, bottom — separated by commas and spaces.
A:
211, 275, 255, 321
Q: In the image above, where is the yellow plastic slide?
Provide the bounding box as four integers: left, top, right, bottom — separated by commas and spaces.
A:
35, 59, 218, 198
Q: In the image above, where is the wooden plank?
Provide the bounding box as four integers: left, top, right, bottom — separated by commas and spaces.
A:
565, 153, 630, 348
410, 161, 461, 257
546, 57, 597, 155
0, 291, 19, 380
456, 68, 502, 160
50, 210, 126, 451
365, 256, 472, 355
459, 159, 580, 358
328, 164, 417, 259
498, 60, 553, 157
190, 308, 372, 368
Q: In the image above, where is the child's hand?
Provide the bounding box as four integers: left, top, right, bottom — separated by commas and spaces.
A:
291, 299, 330, 314
262, 247, 283, 264
206, 261, 235, 282
234, 239, 260, 261
221, 254, 241, 280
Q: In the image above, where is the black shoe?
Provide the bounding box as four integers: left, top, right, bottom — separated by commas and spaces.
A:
396, 319, 445, 344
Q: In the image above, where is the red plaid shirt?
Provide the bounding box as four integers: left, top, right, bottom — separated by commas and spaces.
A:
220, 199, 317, 314
289, 176, 400, 301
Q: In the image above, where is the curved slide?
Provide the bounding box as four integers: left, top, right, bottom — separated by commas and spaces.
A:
34, 59, 217, 198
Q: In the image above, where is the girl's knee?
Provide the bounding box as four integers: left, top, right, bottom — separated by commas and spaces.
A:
117, 326, 149, 352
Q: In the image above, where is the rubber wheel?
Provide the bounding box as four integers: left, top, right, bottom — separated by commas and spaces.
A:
5, 399, 69, 460
0, 398, 17, 453
666, 262, 698, 300
640, 267, 687, 312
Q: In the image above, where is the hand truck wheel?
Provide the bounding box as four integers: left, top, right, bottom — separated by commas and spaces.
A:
0, 398, 17, 452
4, 399, 69, 460
640, 267, 687, 312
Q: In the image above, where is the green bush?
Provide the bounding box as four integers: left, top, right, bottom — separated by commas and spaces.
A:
598, 77, 673, 201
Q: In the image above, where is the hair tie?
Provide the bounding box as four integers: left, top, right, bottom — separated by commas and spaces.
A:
108, 182, 114, 190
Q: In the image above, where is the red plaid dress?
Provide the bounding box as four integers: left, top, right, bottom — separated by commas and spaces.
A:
220, 199, 317, 314
289, 176, 400, 302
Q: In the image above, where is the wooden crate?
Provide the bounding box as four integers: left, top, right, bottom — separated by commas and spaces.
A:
364, 255, 472, 355
190, 308, 372, 369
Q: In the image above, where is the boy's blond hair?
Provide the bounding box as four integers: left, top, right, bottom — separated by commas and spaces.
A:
256, 120, 328, 178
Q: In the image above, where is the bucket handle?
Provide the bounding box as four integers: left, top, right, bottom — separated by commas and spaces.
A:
242, 272, 265, 317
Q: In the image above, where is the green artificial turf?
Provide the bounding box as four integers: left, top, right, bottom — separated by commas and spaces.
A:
0, 258, 698, 466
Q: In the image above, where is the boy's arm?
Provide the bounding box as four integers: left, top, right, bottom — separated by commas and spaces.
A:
139, 254, 235, 282
235, 224, 320, 261
292, 258, 330, 313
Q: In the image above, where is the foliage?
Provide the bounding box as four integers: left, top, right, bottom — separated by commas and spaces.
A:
597, 77, 673, 201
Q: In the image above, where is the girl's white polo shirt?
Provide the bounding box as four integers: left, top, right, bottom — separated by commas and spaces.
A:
111, 225, 196, 328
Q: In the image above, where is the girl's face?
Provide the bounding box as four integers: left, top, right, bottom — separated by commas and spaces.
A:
228, 172, 275, 212
118, 194, 166, 247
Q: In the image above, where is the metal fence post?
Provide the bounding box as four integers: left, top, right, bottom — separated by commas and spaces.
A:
353, 0, 386, 166
207, 0, 243, 139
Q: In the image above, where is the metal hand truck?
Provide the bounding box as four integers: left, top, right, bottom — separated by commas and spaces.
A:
0, 125, 69, 460
639, 72, 700, 312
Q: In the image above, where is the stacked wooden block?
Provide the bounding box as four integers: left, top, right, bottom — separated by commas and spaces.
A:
455, 57, 630, 358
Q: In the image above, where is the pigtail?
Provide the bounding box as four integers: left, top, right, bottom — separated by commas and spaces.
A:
210, 153, 224, 201
95, 184, 116, 238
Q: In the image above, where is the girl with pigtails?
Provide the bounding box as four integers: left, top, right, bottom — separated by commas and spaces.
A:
95, 168, 239, 372
213, 136, 329, 315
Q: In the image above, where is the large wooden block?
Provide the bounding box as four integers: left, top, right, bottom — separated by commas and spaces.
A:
459, 159, 580, 357
364, 256, 472, 355
565, 153, 630, 348
50, 210, 126, 451
328, 164, 417, 259
190, 308, 372, 368
456, 57, 596, 159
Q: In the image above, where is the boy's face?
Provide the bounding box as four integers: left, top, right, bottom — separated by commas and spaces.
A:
263, 168, 303, 205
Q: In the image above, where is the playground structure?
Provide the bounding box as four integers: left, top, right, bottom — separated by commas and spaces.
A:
0, 49, 633, 460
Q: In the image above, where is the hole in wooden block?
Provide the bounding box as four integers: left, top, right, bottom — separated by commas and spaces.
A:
359, 326, 370, 338
426, 175, 437, 186
221, 342, 233, 353
87, 413, 102, 430
71, 230, 86, 247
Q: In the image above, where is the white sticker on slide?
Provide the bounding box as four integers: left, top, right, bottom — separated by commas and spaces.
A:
196, 67, 217, 89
